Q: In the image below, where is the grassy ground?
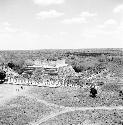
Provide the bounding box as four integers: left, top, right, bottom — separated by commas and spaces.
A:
40, 109, 123, 125
0, 76, 123, 124
27, 85, 123, 107
0, 95, 59, 125
0, 85, 61, 125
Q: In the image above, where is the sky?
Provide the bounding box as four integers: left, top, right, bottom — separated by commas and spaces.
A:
0, 0, 123, 50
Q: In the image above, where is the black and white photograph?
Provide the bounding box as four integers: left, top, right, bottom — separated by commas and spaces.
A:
0, 0, 123, 125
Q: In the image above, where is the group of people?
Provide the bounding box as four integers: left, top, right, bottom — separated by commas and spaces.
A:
16, 86, 24, 92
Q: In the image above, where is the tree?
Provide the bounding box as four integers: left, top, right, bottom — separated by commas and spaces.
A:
7, 62, 24, 74
0, 70, 6, 84
90, 86, 97, 98
8, 62, 15, 69
72, 64, 84, 73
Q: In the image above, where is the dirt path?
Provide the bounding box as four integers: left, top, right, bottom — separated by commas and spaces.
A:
1, 84, 123, 125
26, 94, 65, 109
30, 106, 123, 125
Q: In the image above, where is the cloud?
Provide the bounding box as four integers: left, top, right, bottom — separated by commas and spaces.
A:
80, 11, 97, 17
37, 10, 64, 19
62, 17, 86, 24
118, 22, 123, 30
81, 27, 123, 48
59, 31, 68, 36
113, 4, 123, 13
4, 27, 18, 33
0, 29, 42, 50
98, 19, 118, 29
81, 18, 123, 44
2, 22, 11, 27
62, 11, 97, 24
0, 22, 19, 33
33, 0, 65, 5
104, 19, 118, 25
98, 19, 120, 33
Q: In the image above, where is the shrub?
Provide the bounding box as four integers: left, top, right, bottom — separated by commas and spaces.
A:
8, 62, 15, 69
0, 70, 6, 83
72, 65, 84, 73
7, 62, 24, 74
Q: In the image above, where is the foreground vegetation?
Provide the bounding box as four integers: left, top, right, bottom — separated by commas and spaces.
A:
40, 109, 123, 125
27, 84, 123, 107
0, 95, 58, 125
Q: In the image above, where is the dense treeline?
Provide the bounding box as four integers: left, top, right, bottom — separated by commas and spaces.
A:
65, 52, 109, 57
0, 49, 123, 76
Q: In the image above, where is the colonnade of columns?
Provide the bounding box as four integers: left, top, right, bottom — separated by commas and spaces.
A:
5, 76, 62, 87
